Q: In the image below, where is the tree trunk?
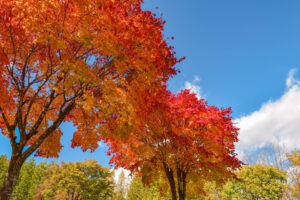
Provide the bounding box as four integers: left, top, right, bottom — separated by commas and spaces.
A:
182, 173, 186, 200
177, 167, 187, 200
0, 153, 25, 200
163, 162, 177, 200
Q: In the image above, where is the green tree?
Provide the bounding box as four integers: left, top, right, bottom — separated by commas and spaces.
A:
37, 160, 113, 200
0, 156, 48, 200
11, 159, 48, 200
286, 150, 300, 199
0, 156, 8, 185
221, 164, 286, 200
127, 176, 162, 200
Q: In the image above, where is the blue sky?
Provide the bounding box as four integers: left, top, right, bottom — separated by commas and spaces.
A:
1, 0, 300, 167
147, 0, 300, 116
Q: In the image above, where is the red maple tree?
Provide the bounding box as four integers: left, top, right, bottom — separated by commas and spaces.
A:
105, 88, 242, 200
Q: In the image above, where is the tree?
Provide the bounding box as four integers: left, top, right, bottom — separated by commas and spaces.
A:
0, 0, 182, 198
241, 143, 292, 199
113, 170, 127, 200
0, 156, 48, 200
221, 164, 286, 200
11, 159, 48, 200
198, 181, 223, 200
35, 160, 113, 200
286, 150, 300, 199
127, 176, 163, 200
10, 159, 37, 200
243, 143, 291, 171
105, 89, 241, 200
0, 156, 115, 199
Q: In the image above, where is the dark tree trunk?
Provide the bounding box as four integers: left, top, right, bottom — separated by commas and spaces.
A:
0, 153, 25, 200
177, 167, 187, 200
182, 173, 186, 200
163, 162, 177, 200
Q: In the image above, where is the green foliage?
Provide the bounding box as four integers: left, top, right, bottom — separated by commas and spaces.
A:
0, 154, 290, 200
11, 159, 48, 200
0, 155, 8, 185
286, 150, 300, 198
0, 156, 114, 199
0, 156, 49, 200
127, 176, 162, 200
38, 160, 113, 200
221, 164, 286, 200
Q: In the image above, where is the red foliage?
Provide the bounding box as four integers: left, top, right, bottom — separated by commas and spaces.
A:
105, 88, 242, 196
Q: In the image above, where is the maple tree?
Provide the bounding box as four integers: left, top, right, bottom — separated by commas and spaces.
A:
105, 88, 242, 200
0, 0, 182, 199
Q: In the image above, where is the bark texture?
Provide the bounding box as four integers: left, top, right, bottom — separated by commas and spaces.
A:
163, 162, 178, 200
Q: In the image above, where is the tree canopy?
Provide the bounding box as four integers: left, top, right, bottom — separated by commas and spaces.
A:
286, 150, 300, 198
127, 176, 163, 200
106, 88, 241, 200
0, 0, 182, 198
36, 160, 113, 200
221, 164, 286, 200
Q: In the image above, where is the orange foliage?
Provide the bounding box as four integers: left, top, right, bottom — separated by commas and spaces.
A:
0, 0, 181, 158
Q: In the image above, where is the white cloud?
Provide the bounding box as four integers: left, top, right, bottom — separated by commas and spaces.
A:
286, 68, 300, 88
184, 75, 202, 99
235, 69, 300, 155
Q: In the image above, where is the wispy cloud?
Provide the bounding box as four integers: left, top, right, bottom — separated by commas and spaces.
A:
235, 69, 300, 156
184, 75, 202, 99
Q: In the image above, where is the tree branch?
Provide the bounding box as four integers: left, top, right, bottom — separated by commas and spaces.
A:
0, 107, 17, 146
22, 99, 77, 159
